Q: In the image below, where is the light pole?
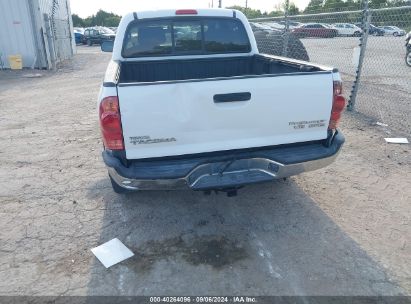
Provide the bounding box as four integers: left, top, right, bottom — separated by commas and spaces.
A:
246, 0, 248, 8
282, 0, 290, 58
218, 0, 222, 8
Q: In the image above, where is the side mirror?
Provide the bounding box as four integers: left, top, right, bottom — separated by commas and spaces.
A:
101, 40, 114, 53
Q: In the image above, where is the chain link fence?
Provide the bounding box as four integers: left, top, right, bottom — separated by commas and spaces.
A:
50, 17, 74, 62
250, 5, 411, 135
355, 6, 411, 134
42, 0, 74, 68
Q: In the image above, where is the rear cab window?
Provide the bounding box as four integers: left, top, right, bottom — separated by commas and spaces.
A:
122, 17, 251, 58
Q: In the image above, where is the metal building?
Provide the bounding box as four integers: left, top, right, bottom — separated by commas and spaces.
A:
0, 0, 75, 69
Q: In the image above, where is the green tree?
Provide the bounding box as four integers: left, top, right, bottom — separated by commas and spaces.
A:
288, 3, 300, 15
105, 16, 121, 27
71, 13, 84, 27
227, 5, 283, 18
322, 0, 346, 11
267, 10, 283, 17
369, 0, 389, 7
82, 17, 92, 27
304, 0, 324, 13
344, 0, 360, 11
71, 9, 121, 27
227, 5, 264, 18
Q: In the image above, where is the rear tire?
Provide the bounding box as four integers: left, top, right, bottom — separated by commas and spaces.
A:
393, 32, 398, 37
353, 31, 361, 37
109, 175, 132, 194
254, 32, 310, 61
87, 39, 92, 46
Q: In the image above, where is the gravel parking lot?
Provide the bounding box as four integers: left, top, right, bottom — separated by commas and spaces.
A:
0, 45, 410, 296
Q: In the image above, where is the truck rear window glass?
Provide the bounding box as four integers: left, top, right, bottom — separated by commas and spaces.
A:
122, 18, 251, 57
203, 19, 250, 53
174, 21, 202, 52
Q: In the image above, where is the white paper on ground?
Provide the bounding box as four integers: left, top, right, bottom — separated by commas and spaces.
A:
91, 238, 134, 268
384, 138, 409, 144
376, 122, 388, 127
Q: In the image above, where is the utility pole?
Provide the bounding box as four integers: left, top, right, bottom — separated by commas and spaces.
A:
282, 0, 290, 58
211, 0, 214, 8
348, 0, 370, 111
218, 0, 222, 8
245, 0, 248, 8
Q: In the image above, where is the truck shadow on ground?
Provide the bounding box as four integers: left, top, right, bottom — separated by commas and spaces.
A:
86, 178, 403, 296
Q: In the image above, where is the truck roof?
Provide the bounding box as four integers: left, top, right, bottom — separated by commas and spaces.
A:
123, 8, 237, 20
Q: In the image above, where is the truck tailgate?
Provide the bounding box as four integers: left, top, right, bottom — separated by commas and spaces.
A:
117, 73, 334, 160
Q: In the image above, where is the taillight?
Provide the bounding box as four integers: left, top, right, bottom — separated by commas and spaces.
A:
329, 80, 346, 129
175, 9, 198, 15
99, 96, 124, 150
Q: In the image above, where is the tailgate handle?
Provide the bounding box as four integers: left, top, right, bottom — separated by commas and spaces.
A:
213, 92, 251, 103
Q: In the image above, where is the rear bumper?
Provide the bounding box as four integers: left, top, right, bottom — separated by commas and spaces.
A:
104, 131, 344, 191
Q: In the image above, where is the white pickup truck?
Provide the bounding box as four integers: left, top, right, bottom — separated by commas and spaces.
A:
98, 9, 345, 195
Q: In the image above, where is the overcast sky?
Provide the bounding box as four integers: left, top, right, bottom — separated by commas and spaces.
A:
70, 0, 310, 18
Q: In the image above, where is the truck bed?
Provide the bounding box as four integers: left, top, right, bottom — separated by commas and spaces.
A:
118, 54, 322, 84
116, 66, 335, 159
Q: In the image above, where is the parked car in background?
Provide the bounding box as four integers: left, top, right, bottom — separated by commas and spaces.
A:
332, 23, 362, 37
73, 28, 84, 45
369, 24, 385, 36
99, 9, 344, 194
292, 23, 338, 38
354, 23, 384, 36
406, 31, 411, 67
108, 27, 118, 33
266, 21, 304, 31
379, 26, 406, 36
251, 22, 309, 61
82, 27, 116, 46
249, 22, 276, 34
263, 22, 283, 30
74, 31, 84, 44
